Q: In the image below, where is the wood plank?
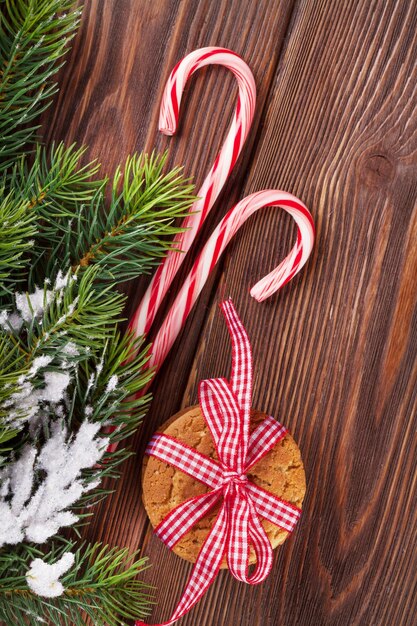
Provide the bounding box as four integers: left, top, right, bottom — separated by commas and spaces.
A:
40, 0, 417, 625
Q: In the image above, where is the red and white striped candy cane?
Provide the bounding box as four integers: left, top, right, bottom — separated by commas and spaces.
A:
130, 47, 256, 339
148, 190, 315, 372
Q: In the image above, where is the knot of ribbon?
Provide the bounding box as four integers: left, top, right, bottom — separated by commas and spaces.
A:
221, 469, 248, 486
137, 300, 302, 626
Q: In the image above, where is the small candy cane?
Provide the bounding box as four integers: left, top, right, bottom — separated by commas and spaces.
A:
148, 190, 315, 372
130, 47, 256, 339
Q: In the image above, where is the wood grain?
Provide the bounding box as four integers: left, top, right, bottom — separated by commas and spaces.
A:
40, 1, 417, 624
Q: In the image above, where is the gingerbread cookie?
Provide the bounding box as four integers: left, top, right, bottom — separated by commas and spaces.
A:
142, 405, 306, 566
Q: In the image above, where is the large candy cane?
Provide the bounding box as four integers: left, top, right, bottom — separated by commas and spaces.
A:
130, 47, 256, 339
148, 190, 315, 372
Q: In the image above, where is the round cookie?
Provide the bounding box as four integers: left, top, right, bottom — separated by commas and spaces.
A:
142, 405, 305, 567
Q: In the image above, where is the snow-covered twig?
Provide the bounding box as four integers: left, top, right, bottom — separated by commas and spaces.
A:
0, 421, 108, 547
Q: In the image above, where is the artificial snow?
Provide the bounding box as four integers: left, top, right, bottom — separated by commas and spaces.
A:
41, 371, 71, 403
0, 310, 8, 327
15, 287, 53, 322
55, 297, 79, 326
54, 270, 70, 291
0, 309, 23, 332
4, 381, 40, 426
85, 372, 96, 396
28, 355, 53, 378
3, 367, 73, 430
0, 421, 108, 548
26, 552, 75, 598
8, 312, 23, 331
105, 375, 118, 394
62, 342, 79, 357
2, 270, 78, 332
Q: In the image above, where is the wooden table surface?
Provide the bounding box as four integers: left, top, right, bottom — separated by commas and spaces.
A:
41, 1, 417, 625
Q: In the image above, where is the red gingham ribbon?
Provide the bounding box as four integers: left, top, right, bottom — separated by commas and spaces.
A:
136, 300, 301, 626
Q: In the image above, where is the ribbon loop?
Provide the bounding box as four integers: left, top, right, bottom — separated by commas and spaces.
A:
199, 377, 245, 471
138, 300, 302, 626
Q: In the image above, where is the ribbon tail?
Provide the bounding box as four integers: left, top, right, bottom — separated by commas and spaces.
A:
220, 299, 252, 413
221, 299, 252, 465
136, 504, 228, 626
244, 494, 274, 584
226, 487, 273, 585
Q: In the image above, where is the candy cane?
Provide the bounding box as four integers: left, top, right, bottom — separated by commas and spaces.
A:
130, 47, 256, 339
148, 190, 315, 372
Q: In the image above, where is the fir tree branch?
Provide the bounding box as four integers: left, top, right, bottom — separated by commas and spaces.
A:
76, 329, 153, 440
40, 150, 195, 284
68, 151, 195, 282
0, 267, 127, 447
7, 144, 196, 287
10, 141, 106, 216
0, 542, 153, 626
0, 0, 82, 171
0, 188, 36, 298
0, 332, 27, 449
0, 275, 152, 524
26, 265, 126, 351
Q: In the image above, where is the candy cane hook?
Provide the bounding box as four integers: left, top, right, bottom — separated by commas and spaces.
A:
130, 47, 256, 339
148, 190, 315, 372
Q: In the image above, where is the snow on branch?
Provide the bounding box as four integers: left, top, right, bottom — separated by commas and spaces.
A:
0, 421, 108, 547
26, 552, 75, 598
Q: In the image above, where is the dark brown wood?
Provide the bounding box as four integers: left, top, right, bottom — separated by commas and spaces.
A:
41, 1, 417, 624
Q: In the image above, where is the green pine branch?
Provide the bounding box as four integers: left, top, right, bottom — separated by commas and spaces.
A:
10, 141, 105, 217
0, 332, 27, 449
0, 0, 82, 171
26, 266, 126, 350
29, 147, 194, 284
69, 151, 194, 282
0, 189, 36, 296
76, 329, 154, 439
4, 143, 196, 289
0, 542, 154, 626
0, 267, 148, 458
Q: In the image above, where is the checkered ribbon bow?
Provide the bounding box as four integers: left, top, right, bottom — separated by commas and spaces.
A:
136, 300, 301, 626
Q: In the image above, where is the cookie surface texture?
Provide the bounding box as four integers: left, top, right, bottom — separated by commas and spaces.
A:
142, 406, 306, 566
